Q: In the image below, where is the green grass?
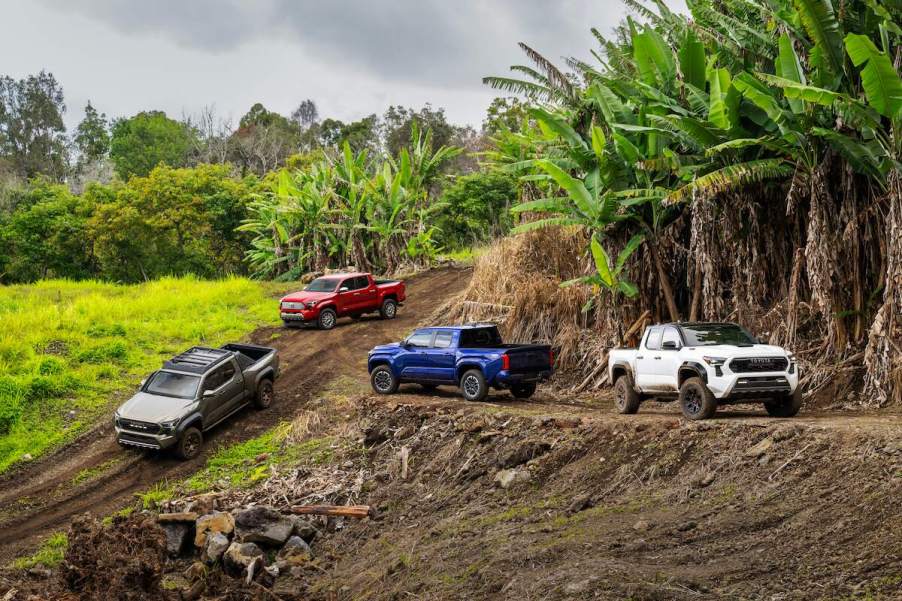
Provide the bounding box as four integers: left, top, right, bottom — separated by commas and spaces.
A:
11, 532, 68, 570
436, 245, 488, 265
0, 276, 285, 473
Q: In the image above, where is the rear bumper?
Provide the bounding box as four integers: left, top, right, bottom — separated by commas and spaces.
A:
494, 369, 553, 387
115, 427, 177, 450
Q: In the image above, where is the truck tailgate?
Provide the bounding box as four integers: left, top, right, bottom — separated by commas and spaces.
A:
505, 345, 553, 372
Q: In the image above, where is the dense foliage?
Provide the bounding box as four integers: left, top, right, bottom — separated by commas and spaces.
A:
485, 0, 901, 405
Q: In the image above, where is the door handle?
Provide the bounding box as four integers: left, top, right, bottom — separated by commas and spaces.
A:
636, 355, 644, 360
654, 356, 662, 360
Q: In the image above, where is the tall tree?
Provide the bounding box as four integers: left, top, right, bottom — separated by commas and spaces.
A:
109, 111, 195, 180
73, 101, 109, 167
0, 71, 68, 181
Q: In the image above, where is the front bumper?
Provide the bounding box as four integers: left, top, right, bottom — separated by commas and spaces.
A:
281, 308, 317, 323
115, 426, 177, 450
707, 368, 799, 400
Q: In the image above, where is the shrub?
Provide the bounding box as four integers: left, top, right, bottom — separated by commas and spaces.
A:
76, 340, 129, 364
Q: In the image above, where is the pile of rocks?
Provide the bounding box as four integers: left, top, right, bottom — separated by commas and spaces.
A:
158, 503, 319, 593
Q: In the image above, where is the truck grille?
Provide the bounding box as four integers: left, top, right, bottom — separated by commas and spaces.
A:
729, 357, 788, 373
731, 376, 791, 395
119, 418, 161, 435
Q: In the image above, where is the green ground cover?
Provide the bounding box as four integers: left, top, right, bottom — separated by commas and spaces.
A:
0, 276, 284, 473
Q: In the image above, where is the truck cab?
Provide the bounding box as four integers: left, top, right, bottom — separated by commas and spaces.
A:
608, 322, 800, 420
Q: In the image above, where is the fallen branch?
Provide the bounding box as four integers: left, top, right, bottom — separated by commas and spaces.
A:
288, 504, 371, 519
768, 443, 813, 481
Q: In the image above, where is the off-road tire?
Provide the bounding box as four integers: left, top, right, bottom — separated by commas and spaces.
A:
679, 377, 717, 420
318, 308, 337, 330
254, 378, 274, 410
371, 365, 399, 395
510, 383, 537, 399
176, 427, 203, 460
614, 374, 641, 414
379, 298, 398, 320
460, 369, 488, 402
765, 387, 802, 418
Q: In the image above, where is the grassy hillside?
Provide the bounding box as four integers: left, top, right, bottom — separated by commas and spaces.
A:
0, 277, 283, 473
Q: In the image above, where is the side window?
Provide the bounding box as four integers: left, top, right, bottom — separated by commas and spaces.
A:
646, 327, 663, 350
205, 363, 235, 391
662, 327, 682, 349
407, 330, 433, 348
340, 279, 355, 291
433, 331, 454, 348
221, 362, 236, 382
356, 276, 370, 290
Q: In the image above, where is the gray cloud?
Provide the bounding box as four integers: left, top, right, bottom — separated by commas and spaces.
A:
36, 0, 626, 86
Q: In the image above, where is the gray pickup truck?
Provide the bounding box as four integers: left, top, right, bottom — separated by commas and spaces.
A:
114, 343, 279, 459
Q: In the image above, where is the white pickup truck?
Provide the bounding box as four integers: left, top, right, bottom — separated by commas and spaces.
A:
608, 322, 801, 420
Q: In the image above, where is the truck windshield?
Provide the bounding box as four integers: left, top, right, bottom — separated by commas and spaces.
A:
304, 277, 340, 292
459, 327, 503, 348
144, 371, 201, 399
682, 324, 757, 346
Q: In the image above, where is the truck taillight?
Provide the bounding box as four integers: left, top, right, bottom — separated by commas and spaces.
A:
501, 354, 510, 370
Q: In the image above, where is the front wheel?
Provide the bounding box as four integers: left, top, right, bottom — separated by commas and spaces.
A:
510, 383, 536, 399
765, 388, 802, 417
254, 379, 274, 409
679, 377, 718, 420
371, 365, 399, 395
176, 427, 203, 460
460, 369, 488, 402
379, 299, 397, 320
318, 308, 337, 330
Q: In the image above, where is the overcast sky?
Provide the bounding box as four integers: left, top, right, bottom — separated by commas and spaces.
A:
0, 0, 686, 130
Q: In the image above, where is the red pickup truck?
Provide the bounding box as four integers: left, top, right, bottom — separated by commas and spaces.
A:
279, 272, 406, 330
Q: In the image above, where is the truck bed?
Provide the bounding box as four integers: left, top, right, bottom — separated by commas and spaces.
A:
221, 343, 276, 370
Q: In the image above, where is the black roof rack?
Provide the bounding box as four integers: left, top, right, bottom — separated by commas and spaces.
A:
163, 346, 231, 374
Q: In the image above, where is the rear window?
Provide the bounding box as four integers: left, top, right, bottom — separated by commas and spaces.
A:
144, 371, 200, 399
433, 331, 454, 348
459, 327, 503, 348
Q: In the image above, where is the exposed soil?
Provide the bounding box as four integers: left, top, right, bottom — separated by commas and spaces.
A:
0, 267, 472, 566
1, 265, 900, 600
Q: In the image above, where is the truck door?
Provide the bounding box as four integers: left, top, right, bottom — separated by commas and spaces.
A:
423, 330, 457, 382
635, 327, 662, 391
399, 330, 434, 379
656, 326, 683, 391
353, 276, 378, 313
200, 360, 243, 426
335, 277, 358, 315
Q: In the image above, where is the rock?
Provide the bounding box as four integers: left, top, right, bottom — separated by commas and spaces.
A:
223, 542, 264, 577
158, 512, 198, 523
195, 511, 235, 547
234, 505, 293, 546
162, 523, 192, 557
494, 468, 531, 489
632, 519, 653, 532
290, 515, 319, 543
553, 416, 581, 429
277, 535, 312, 566
203, 532, 230, 564
758, 455, 771, 466
185, 492, 220, 515
567, 494, 593, 514
254, 453, 269, 464
746, 436, 774, 458
772, 425, 800, 442
498, 440, 551, 468
21, 453, 32, 462
677, 521, 697, 532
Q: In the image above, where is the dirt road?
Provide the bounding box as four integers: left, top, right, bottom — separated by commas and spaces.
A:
0, 267, 472, 564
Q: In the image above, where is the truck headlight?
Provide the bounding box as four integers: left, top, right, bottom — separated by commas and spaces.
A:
160, 419, 178, 433
702, 356, 726, 366
305, 301, 318, 309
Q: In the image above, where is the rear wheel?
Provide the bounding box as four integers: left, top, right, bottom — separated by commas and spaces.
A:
679, 377, 717, 420
176, 427, 203, 460
765, 388, 802, 417
614, 374, 641, 414
318, 308, 337, 330
380, 299, 397, 320
371, 365, 399, 395
254, 379, 274, 409
460, 369, 488, 402
510, 383, 537, 399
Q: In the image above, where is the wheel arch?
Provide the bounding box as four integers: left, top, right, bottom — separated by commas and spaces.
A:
678, 362, 707, 387
177, 413, 204, 435
456, 363, 484, 382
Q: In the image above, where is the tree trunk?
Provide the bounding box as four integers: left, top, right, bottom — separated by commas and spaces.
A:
646, 235, 681, 322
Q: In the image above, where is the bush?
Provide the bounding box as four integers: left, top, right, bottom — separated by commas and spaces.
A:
435, 172, 517, 250
75, 341, 129, 364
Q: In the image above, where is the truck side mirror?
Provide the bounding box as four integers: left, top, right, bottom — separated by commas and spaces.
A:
339, 287, 349, 293
662, 340, 679, 350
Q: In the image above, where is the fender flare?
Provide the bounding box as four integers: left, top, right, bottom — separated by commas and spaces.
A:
176, 412, 204, 436
367, 356, 397, 375
610, 361, 634, 382
455, 362, 485, 382
255, 368, 276, 387
678, 361, 708, 386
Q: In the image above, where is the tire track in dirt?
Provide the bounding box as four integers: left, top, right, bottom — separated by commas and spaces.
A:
0, 267, 472, 564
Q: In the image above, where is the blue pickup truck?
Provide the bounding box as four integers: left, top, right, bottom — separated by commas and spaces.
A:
367, 325, 554, 401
